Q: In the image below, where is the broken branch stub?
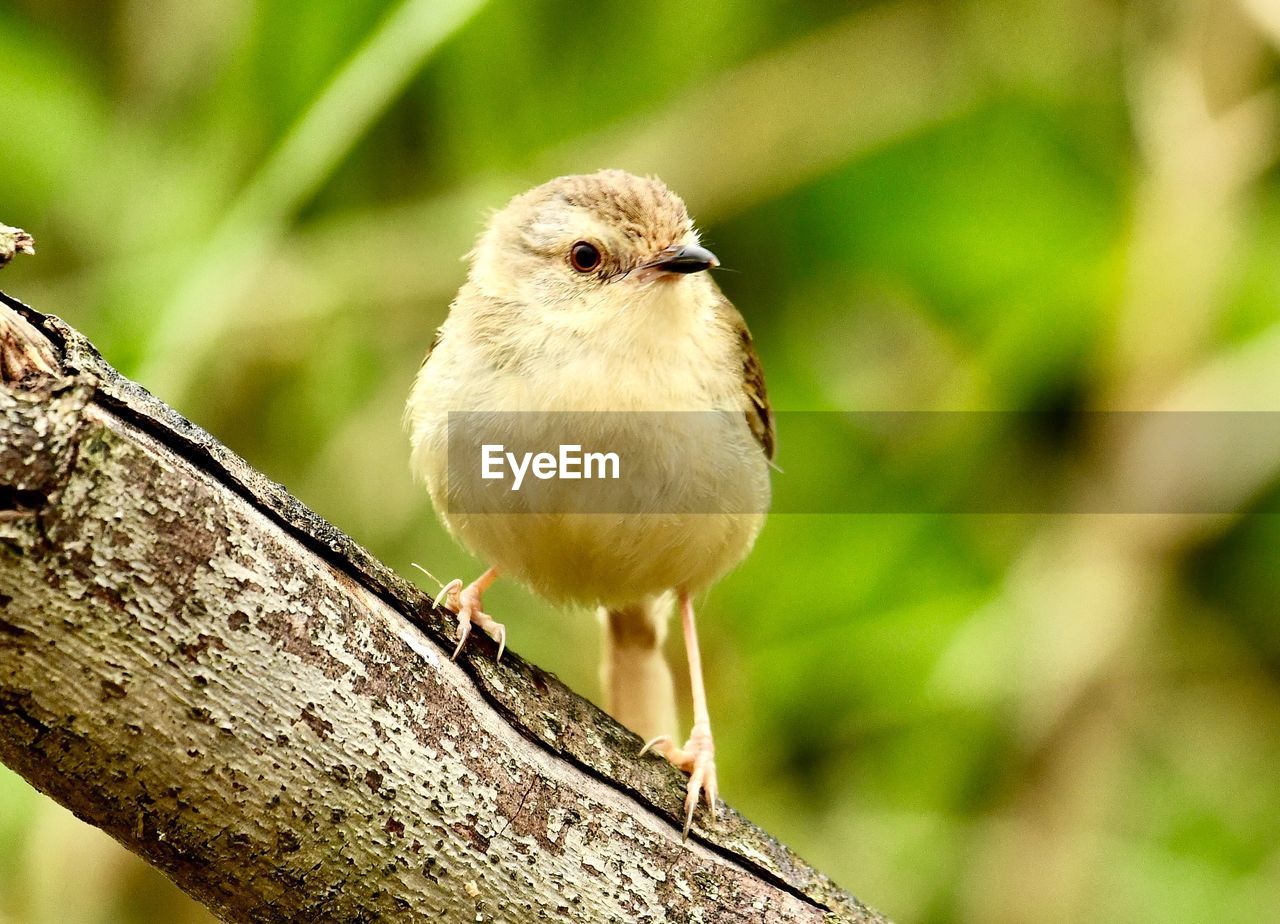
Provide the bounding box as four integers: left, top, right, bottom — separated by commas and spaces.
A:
0, 292, 886, 923
0, 224, 35, 269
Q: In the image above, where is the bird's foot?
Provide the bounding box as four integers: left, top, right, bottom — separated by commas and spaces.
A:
436, 578, 506, 661
640, 721, 717, 839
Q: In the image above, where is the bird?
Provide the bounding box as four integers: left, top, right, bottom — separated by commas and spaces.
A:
405, 169, 774, 838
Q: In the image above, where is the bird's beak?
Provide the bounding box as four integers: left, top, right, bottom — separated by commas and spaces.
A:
649, 243, 719, 275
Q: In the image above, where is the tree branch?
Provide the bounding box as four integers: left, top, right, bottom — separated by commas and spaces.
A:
0, 291, 886, 923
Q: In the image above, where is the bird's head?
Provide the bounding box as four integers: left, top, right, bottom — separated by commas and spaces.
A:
467, 169, 718, 313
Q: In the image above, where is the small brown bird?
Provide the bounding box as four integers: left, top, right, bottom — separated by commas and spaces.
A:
406, 169, 774, 837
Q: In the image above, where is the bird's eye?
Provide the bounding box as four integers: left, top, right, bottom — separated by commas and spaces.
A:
569, 241, 602, 273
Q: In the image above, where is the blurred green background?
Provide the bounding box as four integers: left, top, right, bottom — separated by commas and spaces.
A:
3, 0, 1280, 921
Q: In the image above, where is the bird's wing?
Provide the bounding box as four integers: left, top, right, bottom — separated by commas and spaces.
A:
740, 324, 776, 461
713, 289, 775, 462
418, 325, 444, 369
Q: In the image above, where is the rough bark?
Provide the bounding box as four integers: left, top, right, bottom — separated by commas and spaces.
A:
0, 291, 886, 923
0, 223, 35, 268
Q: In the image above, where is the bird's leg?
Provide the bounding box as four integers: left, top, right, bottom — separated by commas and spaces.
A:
640, 589, 717, 839
436, 567, 506, 661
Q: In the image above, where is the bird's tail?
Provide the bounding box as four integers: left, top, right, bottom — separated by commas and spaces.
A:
600, 594, 677, 744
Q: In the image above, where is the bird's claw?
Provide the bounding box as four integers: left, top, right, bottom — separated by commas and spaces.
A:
436, 578, 506, 662
638, 734, 671, 759
640, 724, 717, 840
